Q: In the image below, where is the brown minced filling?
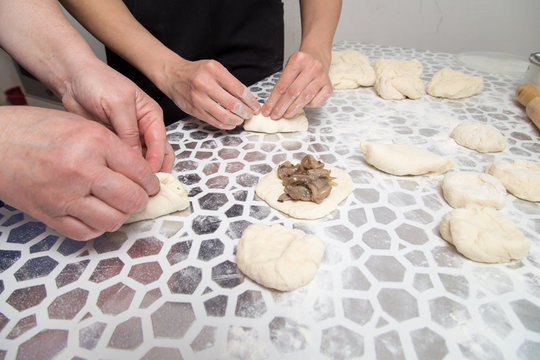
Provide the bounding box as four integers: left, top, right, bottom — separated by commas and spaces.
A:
277, 154, 336, 204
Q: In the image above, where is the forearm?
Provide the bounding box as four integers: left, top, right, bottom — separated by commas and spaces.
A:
0, 0, 98, 98
298, 0, 342, 69
59, 0, 183, 92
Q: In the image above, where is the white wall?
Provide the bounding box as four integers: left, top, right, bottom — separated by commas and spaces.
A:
333, 0, 539, 58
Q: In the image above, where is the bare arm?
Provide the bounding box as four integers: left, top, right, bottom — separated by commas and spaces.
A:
299, 0, 342, 69
0, 0, 96, 97
60, 0, 261, 129
262, 0, 342, 119
0, 106, 160, 240
0, 0, 173, 172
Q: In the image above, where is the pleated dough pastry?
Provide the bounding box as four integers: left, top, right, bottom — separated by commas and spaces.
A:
125, 172, 189, 224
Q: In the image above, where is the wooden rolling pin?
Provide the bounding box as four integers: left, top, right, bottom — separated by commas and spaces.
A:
526, 97, 540, 129
516, 83, 540, 130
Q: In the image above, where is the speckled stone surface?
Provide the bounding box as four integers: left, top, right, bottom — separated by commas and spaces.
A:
1, 43, 539, 360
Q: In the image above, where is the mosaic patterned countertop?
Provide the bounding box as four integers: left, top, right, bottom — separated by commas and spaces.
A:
1, 42, 539, 360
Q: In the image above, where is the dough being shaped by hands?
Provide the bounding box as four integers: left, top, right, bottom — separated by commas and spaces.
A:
236, 223, 325, 291
373, 59, 424, 100
442, 171, 506, 209
243, 111, 308, 133
450, 122, 505, 153
440, 207, 530, 263
360, 142, 453, 176
255, 160, 353, 220
125, 172, 189, 224
427, 68, 483, 99
486, 160, 540, 202
329, 49, 376, 89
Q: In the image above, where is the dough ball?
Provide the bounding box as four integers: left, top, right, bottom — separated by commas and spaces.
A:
236, 224, 325, 291
125, 173, 189, 224
329, 49, 375, 89
255, 160, 353, 220
440, 207, 530, 263
243, 110, 308, 133
450, 122, 506, 153
442, 171, 506, 209
360, 142, 453, 176
486, 160, 540, 202
373, 59, 424, 100
427, 68, 483, 99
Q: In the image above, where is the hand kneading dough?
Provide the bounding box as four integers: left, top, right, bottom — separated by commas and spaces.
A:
486, 160, 540, 202
427, 68, 483, 99
450, 122, 506, 153
255, 160, 353, 220
125, 173, 189, 224
236, 224, 325, 291
440, 207, 530, 263
329, 49, 376, 89
243, 111, 308, 133
442, 171, 506, 209
360, 142, 453, 176
373, 59, 424, 100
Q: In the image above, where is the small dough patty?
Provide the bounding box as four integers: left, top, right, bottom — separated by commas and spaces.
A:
442, 171, 506, 209
236, 224, 325, 291
440, 207, 530, 263
486, 160, 540, 202
450, 122, 505, 153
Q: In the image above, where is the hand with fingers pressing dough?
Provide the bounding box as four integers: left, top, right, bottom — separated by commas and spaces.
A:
0, 107, 161, 241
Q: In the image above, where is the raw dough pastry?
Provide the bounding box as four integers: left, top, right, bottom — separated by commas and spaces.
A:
256, 160, 353, 219
450, 122, 506, 153
427, 68, 483, 99
125, 172, 189, 224
329, 49, 376, 89
360, 142, 453, 176
243, 111, 308, 133
442, 171, 506, 209
236, 223, 325, 291
373, 59, 424, 100
440, 207, 530, 263
486, 160, 540, 202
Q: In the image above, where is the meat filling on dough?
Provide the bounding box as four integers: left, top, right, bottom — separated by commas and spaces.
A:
277, 155, 336, 204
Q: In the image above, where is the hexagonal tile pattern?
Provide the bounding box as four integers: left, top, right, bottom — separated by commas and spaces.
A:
1, 43, 539, 359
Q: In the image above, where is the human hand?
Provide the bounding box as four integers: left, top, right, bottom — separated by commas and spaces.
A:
60, 59, 174, 173
0, 106, 161, 241
161, 58, 261, 130
261, 51, 333, 120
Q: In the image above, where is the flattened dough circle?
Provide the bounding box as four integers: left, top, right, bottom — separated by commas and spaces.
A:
440, 207, 530, 263
236, 223, 325, 291
255, 160, 353, 220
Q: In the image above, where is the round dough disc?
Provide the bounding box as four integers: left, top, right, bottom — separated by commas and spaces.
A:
236, 224, 325, 291
442, 171, 506, 209
439, 207, 530, 263
255, 160, 353, 220
426, 67, 483, 99
486, 160, 540, 202
450, 122, 506, 153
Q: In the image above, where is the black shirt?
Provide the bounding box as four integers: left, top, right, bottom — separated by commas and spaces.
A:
106, 0, 285, 124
